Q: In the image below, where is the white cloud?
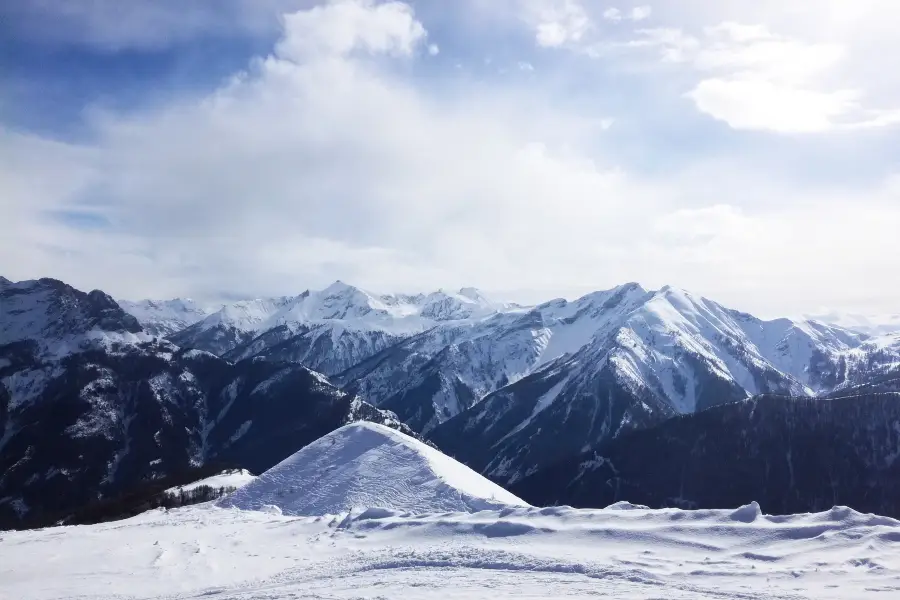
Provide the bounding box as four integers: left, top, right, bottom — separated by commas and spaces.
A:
276, 0, 426, 59
630, 6, 652, 21
602, 8, 622, 22
686, 79, 858, 133
630, 21, 900, 132
527, 0, 592, 48
428, 43, 440, 56
1, 0, 641, 300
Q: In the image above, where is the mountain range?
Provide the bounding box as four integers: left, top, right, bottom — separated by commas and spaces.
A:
2, 275, 899, 526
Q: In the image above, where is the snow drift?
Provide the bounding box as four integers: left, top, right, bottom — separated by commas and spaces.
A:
219, 421, 529, 515
3, 500, 900, 600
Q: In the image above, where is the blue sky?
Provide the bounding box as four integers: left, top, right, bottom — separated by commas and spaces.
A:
1, 0, 899, 316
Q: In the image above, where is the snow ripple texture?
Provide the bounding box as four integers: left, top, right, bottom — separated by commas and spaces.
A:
3, 502, 899, 599
218, 421, 529, 516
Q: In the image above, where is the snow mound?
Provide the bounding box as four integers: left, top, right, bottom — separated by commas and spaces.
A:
219, 421, 530, 515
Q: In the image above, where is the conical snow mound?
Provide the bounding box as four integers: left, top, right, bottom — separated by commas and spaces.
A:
219, 421, 529, 515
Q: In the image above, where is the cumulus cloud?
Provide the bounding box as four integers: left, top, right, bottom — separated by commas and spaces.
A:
526, 0, 592, 47
630, 6, 652, 21
276, 0, 426, 59
628, 19, 900, 132
602, 8, 622, 22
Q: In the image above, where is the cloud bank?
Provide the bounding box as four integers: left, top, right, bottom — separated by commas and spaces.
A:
1, 0, 898, 317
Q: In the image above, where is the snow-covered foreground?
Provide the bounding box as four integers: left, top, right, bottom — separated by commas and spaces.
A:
3, 501, 900, 600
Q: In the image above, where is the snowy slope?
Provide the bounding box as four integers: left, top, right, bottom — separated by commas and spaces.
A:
3, 501, 900, 600
118, 298, 220, 337
164, 469, 256, 496
220, 421, 528, 515
343, 283, 652, 431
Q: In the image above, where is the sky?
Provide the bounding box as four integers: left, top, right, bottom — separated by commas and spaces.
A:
1, 0, 898, 316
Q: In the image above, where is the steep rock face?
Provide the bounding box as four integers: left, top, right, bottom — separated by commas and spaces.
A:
430, 357, 678, 484
224, 323, 403, 377
511, 393, 900, 518
1, 278, 143, 350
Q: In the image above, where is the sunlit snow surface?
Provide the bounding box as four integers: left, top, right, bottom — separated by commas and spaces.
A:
3, 501, 900, 599
219, 421, 529, 515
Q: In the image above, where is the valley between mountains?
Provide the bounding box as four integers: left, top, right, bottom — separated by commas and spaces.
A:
2, 275, 900, 527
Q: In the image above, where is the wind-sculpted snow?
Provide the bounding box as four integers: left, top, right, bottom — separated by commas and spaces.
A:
220, 421, 528, 515
3, 501, 899, 599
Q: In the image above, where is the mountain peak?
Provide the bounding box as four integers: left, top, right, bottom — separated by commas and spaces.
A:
0, 278, 142, 349
322, 280, 360, 295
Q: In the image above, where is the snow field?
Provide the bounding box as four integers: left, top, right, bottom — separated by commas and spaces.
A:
2, 501, 899, 599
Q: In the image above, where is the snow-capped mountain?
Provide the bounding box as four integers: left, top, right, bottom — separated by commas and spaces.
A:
1, 277, 145, 356
169, 281, 510, 376
117, 298, 220, 337
339, 283, 654, 432
149, 279, 898, 441
5, 274, 899, 528
347, 283, 894, 439
429, 285, 898, 483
